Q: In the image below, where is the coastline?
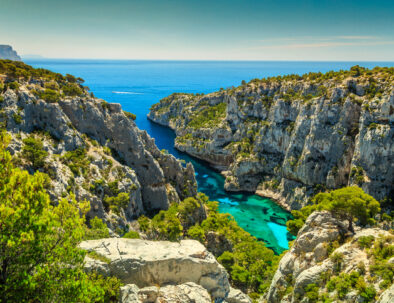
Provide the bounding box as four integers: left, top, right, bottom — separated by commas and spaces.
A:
148, 115, 293, 213
255, 189, 291, 212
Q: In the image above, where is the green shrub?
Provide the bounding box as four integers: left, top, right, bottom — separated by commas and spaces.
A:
304, 283, 319, 302
22, 136, 48, 169
123, 111, 136, 120
138, 215, 150, 232
104, 192, 130, 214
359, 286, 376, 302
358, 235, 375, 249
85, 216, 109, 240
187, 225, 206, 242
87, 251, 111, 264
150, 206, 183, 241
13, 113, 22, 124
8, 81, 19, 90
38, 88, 60, 103
123, 230, 140, 239
62, 83, 83, 96
62, 147, 89, 176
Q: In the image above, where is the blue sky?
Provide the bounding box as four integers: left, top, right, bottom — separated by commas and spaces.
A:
1, 0, 393, 60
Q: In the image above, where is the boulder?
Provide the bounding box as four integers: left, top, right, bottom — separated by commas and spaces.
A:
119, 282, 211, 303
81, 238, 230, 299
377, 283, 394, 303
225, 287, 252, 303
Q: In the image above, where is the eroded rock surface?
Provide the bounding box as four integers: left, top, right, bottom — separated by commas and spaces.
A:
81, 238, 230, 299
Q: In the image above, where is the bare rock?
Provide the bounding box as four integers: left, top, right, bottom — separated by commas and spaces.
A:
80, 238, 230, 299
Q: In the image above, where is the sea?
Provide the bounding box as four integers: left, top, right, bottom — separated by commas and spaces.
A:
25, 59, 394, 254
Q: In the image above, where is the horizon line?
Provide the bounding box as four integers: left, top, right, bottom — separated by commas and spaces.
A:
20, 56, 394, 63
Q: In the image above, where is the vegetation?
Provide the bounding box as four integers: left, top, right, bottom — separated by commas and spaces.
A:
103, 192, 130, 214
22, 136, 48, 169
188, 102, 226, 128
35, 88, 61, 103
123, 110, 136, 120
138, 192, 279, 296
62, 147, 90, 177
0, 131, 121, 302
85, 216, 110, 240
0, 59, 87, 101
123, 230, 140, 239
286, 186, 380, 235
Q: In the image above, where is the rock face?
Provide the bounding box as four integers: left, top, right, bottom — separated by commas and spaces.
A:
377, 283, 394, 303
119, 282, 212, 303
80, 238, 230, 300
148, 67, 394, 210
0, 62, 197, 231
0, 45, 21, 61
265, 211, 393, 303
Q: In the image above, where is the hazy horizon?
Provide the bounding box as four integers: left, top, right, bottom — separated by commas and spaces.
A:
2, 0, 394, 61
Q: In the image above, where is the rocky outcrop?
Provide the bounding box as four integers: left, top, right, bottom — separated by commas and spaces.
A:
377, 283, 394, 303
0, 45, 21, 61
225, 287, 252, 303
119, 282, 212, 303
81, 238, 231, 299
148, 67, 394, 210
265, 211, 393, 303
0, 63, 197, 232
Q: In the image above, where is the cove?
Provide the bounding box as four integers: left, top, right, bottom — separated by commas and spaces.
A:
25, 59, 389, 253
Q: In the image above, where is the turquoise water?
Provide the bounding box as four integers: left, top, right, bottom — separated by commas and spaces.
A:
25, 59, 393, 253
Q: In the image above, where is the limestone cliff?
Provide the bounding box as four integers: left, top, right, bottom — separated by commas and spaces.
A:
148, 66, 393, 210
0, 45, 21, 61
0, 60, 197, 232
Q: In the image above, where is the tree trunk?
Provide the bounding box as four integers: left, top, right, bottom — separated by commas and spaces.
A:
348, 216, 354, 233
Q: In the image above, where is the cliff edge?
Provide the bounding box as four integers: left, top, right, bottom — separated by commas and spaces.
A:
0, 45, 21, 61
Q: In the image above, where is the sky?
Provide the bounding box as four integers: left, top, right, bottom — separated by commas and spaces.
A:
1, 0, 394, 61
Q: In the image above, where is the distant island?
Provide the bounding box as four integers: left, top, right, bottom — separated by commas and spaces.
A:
0, 45, 21, 61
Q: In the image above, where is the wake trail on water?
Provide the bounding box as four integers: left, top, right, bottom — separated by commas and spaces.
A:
112, 91, 144, 95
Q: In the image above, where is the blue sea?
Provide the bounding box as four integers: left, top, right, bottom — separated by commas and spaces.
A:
25, 59, 394, 253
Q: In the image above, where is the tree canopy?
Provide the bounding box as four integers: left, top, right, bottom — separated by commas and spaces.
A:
287, 186, 381, 236
0, 131, 120, 302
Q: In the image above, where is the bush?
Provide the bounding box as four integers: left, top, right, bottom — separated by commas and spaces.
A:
123, 111, 136, 120
123, 230, 140, 239
8, 81, 19, 90
62, 83, 83, 96
38, 88, 60, 103
104, 192, 130, 214
85, 216, 109, 240
138, 215, 150, 232
22, 136, 48, 169
151, 206, 183, 241
304, 283, 319, 302
188, 225, 206, 242
62, 147, 89, 176
13, 113, 22, 124
358, 235, 375, 249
